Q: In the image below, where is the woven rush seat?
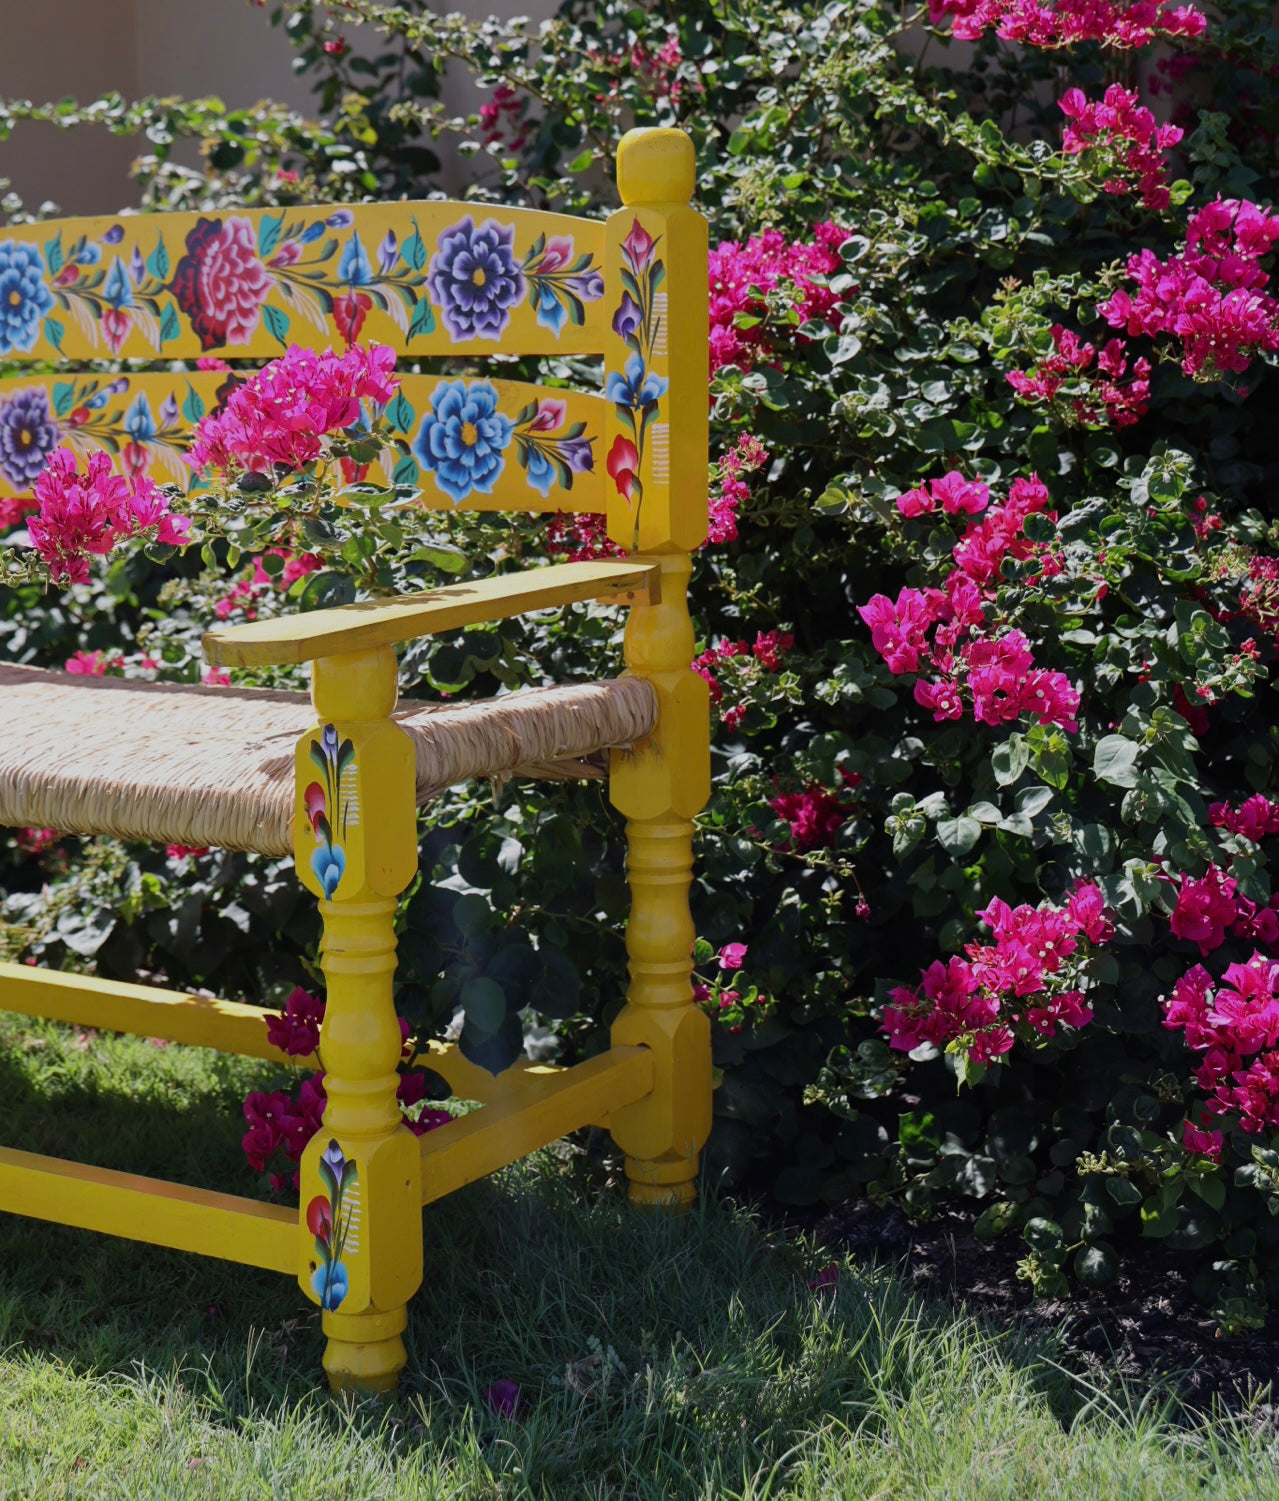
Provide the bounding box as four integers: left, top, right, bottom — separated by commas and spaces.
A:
0, 663, 658, 856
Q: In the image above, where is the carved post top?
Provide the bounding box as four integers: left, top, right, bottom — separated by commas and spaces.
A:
617, 128, 696, 209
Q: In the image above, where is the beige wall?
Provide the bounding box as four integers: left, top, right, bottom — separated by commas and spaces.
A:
0, 1, 560, 216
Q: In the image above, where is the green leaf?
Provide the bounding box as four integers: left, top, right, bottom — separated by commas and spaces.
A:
43, 233, 63, 275
1074, 1242, 1119, 1289
1105, 1177, 1143, 1207
415, 542, 469, 575
460, 977, 506, 1035
51, 381, 76, 418
991, 733, 1029, 787
936, 816, 981, 856
43, 316, 64, 351
159, 302, 181, 344
1094, 735, 1140, 788
297, 570, 356, 610
451, 892, 491, 937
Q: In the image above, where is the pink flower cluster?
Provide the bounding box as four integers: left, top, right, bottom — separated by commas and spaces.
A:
1163, 956, 1279, 1134
895, 471, 990, 518
0, 497, 36, 534
1168, 862, 1279, 955
1101, 198, 1279, 379
187, 342, 398, 474
693, 629, 795, 729
244, 988, 449, 1190
927, 0, 1207, 47
1209, 795, 1279, 843
1059, 84, 1183, 211
213, 547, 322, 620
27, 448, 190, 585
709, 433, 769, 544
861, 474, 1080, 731
709, 223, 847, 373
1006, 324, 1151, 429
478, 83, 530, 151
768, 769, 860, 852
883, 883, 1112, 1063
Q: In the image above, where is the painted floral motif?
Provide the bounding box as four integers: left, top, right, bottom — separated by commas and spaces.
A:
308, 1138, 358, 1312
411, 380, 514, 503
606, 218, 669, 542
171, 217, 273, 349
428, 217, 526, 342
0, 241, 55, 355
304, 723, 356, 899
0, 386, 59, 489
523, 233, 605, 336
511, 396, 595, 497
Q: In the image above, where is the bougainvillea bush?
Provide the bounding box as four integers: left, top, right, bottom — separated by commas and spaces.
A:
6, 0, 1279, 1325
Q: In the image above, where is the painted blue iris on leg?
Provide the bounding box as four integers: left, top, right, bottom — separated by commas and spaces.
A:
605, 352, 669, 409
0, 242, 54, 355
412, 380, 514, 503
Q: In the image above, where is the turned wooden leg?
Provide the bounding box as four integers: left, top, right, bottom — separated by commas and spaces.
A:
608, 554, 712, 1210
293, 647, 422, 1393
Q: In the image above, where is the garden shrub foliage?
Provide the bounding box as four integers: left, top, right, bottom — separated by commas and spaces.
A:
5, 0, 1279, 1324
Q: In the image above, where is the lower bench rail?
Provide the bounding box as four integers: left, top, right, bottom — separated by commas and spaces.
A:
419, 1045, 654, 1205
0, 1146, 297, 1272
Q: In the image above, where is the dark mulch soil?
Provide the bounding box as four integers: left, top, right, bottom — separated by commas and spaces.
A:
809, 1198, 1279, 1416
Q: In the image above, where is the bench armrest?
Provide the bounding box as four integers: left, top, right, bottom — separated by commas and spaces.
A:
202, 558, 660, 669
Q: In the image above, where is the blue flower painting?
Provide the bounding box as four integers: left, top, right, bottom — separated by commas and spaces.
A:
412, 380, 514, 503
0, 242, 54, 355
427, 217, 526, 341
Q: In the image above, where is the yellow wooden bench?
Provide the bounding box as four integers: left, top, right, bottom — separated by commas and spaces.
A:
0, 127, 710, 1392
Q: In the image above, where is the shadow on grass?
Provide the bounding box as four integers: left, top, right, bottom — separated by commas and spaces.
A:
0, 1019, 1220, 1499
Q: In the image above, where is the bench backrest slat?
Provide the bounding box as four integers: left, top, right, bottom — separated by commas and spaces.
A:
0, 204, 607, 362
0, 371, 605, 513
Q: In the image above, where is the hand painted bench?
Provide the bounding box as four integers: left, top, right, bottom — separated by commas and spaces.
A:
0, 126, 711, 1392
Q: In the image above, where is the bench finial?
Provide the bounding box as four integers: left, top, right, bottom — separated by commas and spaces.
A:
617, 128, 696, 208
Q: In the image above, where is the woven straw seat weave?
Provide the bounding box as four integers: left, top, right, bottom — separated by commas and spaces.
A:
0, 663, 657, 856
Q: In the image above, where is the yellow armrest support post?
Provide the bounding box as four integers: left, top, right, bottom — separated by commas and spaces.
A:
202, 559, 660, 669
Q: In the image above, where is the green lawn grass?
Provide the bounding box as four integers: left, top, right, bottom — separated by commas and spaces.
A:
0, 1012, 1276, 1500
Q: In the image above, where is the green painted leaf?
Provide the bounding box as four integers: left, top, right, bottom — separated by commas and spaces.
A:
386, 390, 415, 432
391, 453, 419, 487
407, 297, 435, 340
147, 233, 170, 282
258, 214, 284, 259
403, 221, 427, 271
181, 382, 205, 425
263, 304, 290, 346
43, 316, 64, 351
43, 233, 63, 275
159, 302, 181, 344
51, 381, 77, 418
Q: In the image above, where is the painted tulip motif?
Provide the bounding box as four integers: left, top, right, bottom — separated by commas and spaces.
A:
305, 723, 356, 899
309, 1138, 357, 1312
606, 216, 667, 545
